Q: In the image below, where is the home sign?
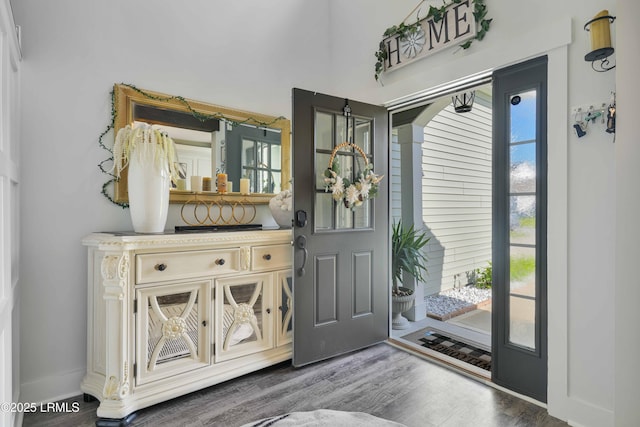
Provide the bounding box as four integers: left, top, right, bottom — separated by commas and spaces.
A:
381, 0, 477, 73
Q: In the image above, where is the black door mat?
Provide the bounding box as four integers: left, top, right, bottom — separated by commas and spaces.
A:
405, 329, 492, 371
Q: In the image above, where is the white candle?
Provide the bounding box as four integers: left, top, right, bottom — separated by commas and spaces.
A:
240, 178, 250, 195
190, 176, 202, 192
227, 181, 233, 193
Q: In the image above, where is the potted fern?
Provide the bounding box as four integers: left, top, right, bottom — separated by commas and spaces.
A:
391, 220, 429, 329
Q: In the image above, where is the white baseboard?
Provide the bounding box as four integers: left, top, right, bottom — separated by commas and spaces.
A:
567, 396, 614, 427
20, 368, 86, 404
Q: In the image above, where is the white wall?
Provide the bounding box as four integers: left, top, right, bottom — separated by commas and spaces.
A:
12, 0, 639, 425
614, 0, 640, 425
0, 2, 22, 426
329, 0, 618, 425
13, 0, 331, 403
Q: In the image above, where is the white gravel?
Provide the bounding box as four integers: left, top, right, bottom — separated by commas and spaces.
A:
425, 286, 491, 318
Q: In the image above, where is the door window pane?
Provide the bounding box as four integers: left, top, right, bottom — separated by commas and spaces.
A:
336, 200, 353, 229
316, 112, 333, 150
335, 115, 350, 148
354, 199, 371, 228
334, 154, 353, 181
354, 117, 372, 154
509, 295, 535, 349
315, 192, 333, 230
316, 152, 332, 189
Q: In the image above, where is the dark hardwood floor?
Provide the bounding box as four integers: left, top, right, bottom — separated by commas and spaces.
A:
23, 343, 567, 427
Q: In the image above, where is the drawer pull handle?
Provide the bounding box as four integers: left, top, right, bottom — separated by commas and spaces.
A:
202, 320, 208, 327
263, 254, 272, 261
215, 258, 225, 266
266, 308, 271, 314
155, 263, 167, 272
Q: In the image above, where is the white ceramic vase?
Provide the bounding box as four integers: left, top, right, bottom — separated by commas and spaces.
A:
128, 144, 170, 233
269, 198, 293, 228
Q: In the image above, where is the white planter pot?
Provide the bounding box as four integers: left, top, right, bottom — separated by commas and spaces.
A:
391, 287, 416, 330
128, 145, 170, 233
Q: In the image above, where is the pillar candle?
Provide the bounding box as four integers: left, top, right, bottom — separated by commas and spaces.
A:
240, 178, 250, 195
202, 177, 212, 192
227, 182, 233, 193
190, 176, 202, 192
217, 173, 227, 193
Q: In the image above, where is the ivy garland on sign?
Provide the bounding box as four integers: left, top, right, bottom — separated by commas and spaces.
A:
98, 83, 287, 208
374, 0, 492, 81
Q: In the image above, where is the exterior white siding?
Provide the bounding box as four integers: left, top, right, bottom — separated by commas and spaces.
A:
422, 93, 492, 296
390, 132, 402, 223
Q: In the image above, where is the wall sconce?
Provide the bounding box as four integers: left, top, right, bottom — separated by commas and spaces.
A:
584, 10, 616, 72
452, 90, 475, 113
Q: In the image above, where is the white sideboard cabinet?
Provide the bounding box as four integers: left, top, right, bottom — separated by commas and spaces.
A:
81, 230, 293, 425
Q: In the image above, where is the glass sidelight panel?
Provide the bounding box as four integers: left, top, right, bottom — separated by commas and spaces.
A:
509, 246, 536, 296
509, 195, 536, 246
510, 90, 536, 143
509, 295, 535, 349
507, 88, 539, 352
510, 143, 536, 193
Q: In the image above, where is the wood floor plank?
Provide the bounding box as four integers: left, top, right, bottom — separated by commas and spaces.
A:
22, 344, 567, 427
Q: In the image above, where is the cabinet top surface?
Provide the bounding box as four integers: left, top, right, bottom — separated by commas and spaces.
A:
83, 228, 293, 249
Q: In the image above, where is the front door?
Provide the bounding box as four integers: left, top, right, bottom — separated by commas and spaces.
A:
492, 56, 548, 402
292, 88, 389, 366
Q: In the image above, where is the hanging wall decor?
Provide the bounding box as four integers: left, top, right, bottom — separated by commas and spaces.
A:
375, 0, 492, 81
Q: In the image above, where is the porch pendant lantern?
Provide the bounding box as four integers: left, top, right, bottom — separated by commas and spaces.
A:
452, 90, 475, 113
584, 10, 616, 72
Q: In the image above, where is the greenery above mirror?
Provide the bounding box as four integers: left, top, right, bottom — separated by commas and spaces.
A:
99, 83, 291, 207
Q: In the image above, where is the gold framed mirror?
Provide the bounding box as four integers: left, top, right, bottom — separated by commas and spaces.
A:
113, 84, 291, 205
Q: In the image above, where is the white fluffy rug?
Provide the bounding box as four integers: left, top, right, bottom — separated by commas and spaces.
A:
241, 409, 407, 427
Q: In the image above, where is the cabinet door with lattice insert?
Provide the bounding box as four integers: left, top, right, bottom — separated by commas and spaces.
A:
136, 281, 211, 385
276, 271, 293, 347
215, 273, 274, 362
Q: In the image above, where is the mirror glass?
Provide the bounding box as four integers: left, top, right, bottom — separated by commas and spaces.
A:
113, 84, 291, 204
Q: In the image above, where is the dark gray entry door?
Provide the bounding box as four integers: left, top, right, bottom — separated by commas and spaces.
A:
292, 88, 389, 366
492, 56, 548, 402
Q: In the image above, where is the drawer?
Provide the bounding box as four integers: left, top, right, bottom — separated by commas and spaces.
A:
136, 248, 240, 284
251, 244, 292, 271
